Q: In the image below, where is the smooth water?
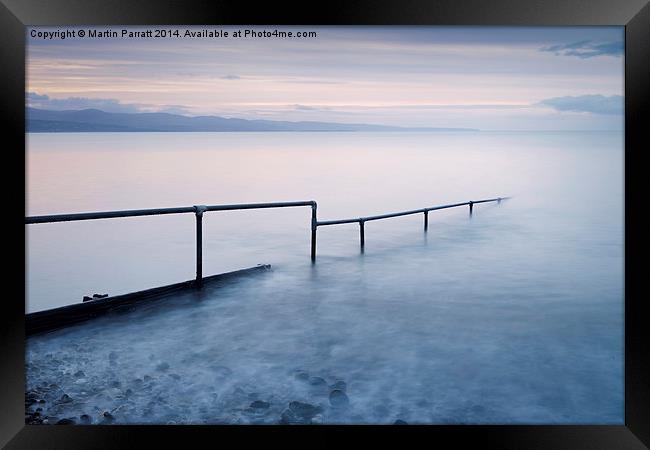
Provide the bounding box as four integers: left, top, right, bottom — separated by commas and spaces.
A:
25, 131, 623, 424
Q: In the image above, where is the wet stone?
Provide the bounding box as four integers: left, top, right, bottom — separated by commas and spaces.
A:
110, 380, 121, 388
79, 414, 92, 424
330, 380, 347, 392
108, 352, 118, 361
280, 401, 323, 424
280, 409, 307, 425
25, 408, 44, 425
250, 400, 270, 409
156, 362, 170, 372
74, 370, 86, 378
56, 418, 75, 425
329, 390, 349, 408
58, 393, 73, 404
25, 392, 39, 407
309, 376, 327, 386
290, 401, 322, 416
293, 370, 309, 381
394, 419, 408, 425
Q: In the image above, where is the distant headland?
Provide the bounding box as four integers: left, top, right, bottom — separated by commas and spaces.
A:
26, 108, 480, 133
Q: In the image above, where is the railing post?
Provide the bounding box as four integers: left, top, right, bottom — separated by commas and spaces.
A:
194, 205, 207, 287
424, 210, 428, 231
311, 202, 317, 263
498, 197, 501, 203
359, 219, 365, 252
469, 201, 474, 216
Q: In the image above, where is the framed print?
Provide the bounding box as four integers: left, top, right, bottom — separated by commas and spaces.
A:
2, 0, 648, 448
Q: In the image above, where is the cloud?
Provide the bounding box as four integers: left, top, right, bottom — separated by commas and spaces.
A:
27, 91, 142, 113
26, 92, 195, 115
157, 105, 192, 115
538, 95, 623, 115
540, 40, 623, 58
293, 104, 319, 111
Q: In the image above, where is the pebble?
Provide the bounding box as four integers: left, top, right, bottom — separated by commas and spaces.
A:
59, 393, 73, 403
309, 376, 327, 386
394, 419, 408, 425
156, 362, 170, 372
329, 389, 349, 408
293, 370, 309, 381
289, 401, 322, 416
250, 400, 270, 409
25, 409, 44, 425
25, 392, 39, 406
279, 409, 307, 425
330, 380, 347, 392
280, 401, 323, 424
74, 370, 85, 378
79, 414, 92, 424
56, 418, 75, 425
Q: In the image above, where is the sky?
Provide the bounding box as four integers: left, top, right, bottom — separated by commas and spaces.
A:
26, 26, 624, 130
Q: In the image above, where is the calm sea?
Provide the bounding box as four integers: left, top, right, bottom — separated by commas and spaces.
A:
25, 131, 623, 424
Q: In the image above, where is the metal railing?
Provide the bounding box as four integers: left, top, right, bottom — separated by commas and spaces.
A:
26, 201, 317, 286
316, 197, 508, 251
24, 197, 508, 285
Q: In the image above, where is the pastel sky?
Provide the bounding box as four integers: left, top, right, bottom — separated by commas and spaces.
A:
27, 26, 624, 130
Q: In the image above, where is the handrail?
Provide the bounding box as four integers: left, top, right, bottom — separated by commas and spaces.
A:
316, 197, 509, 252
317, 197, 508, 226
25, 201, 317, 224
26, 201, 318, 285
24, 197, 508, 284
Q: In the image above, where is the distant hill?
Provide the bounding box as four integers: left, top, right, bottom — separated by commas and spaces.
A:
26, 108, 479, 133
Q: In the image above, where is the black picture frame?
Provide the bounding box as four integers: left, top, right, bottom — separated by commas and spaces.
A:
2, 0, 648, 447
